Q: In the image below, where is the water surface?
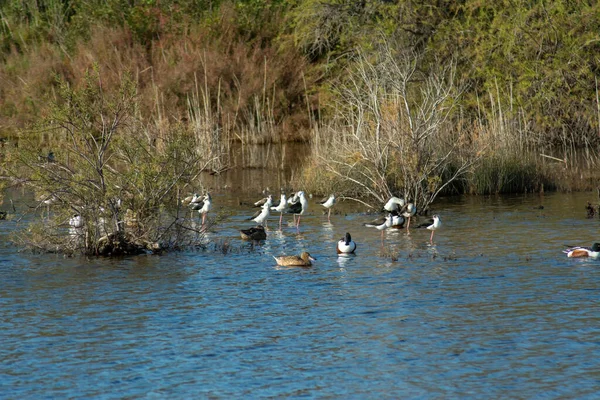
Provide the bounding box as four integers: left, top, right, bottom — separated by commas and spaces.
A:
2, 190, 600, 398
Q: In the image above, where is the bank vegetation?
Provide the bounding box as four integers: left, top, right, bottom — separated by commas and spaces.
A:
1, 0, 599, 216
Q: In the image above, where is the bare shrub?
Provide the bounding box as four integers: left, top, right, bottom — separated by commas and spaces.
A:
3, 68, 219, 256
302, 39, 475, 211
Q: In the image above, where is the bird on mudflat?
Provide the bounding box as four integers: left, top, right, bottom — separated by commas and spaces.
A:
319, 194, 337, 223
273, 252, 316, 267
563, 243, 600, 258
240, 225, 267, 241
337, 232, 357, 254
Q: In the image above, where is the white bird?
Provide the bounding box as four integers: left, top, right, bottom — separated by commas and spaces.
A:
365, 213, 393, 240
191, 193, 212, 227
291, 191, 308, 228
402, 202, 417, 230
337, 232, 357, 254
390, 213, 405, 229
181, 193, 197, 206
254, 194, 273, 208
319, 194, 336, 222
69, 214, 84, 229
564, 243, 600, 258
383, 196, 405, 212
424, 214, 441, 243
249, 202, 270, 227
270, 193, 287, 228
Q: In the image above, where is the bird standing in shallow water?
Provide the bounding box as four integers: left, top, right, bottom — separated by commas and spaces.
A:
291, 191, 308, 229
563, 243, 600, 258
273, 252, 316, 267
337, 232, 356, 254
365, 213, 393, 241
383, 196, 405, 212
191, 193, 212, 227
254, 194, 273, 208
249, 202, 270, 227
402, 202, 417, 231
270, 193, 287, 229
419, 214, 441, 244
319, 194, 336, 223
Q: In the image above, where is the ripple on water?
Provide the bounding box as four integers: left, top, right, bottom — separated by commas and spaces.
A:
2, 192, 600, 397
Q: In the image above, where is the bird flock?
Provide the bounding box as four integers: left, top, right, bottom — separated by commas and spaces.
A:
63, 188, 595, 262
179, 190, 444, 267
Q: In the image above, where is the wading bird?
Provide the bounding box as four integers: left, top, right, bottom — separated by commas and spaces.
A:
191, 193, 212, 227
319, 194, 337, 223
270, 193, 288, 229
249, 202, 270, 227
383, 196, 405, 212
402, 202, 417, 230
418, 214, 441, 243
365, 213, 393, 240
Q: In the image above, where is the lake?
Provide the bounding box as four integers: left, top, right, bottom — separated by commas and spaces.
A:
2, 168, 600, 397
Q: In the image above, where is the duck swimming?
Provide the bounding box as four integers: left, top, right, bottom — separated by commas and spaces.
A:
563, 243, 600, 258
273, 252, 316, 267
337, 232, 356, 254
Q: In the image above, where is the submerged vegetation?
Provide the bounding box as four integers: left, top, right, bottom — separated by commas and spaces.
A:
1, 0, 600, 245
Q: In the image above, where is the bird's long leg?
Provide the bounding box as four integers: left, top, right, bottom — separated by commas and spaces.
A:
430, 230, 434, 243
406, 217, 411, 230
296, 215, 301, 228
279, 213, 283, 229
328, 208, 331, 223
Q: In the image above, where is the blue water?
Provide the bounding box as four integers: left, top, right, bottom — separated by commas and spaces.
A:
2, 192, 600, 398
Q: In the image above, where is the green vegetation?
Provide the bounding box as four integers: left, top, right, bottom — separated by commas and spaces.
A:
1, 0, 600, 216
3, 68, 218, 255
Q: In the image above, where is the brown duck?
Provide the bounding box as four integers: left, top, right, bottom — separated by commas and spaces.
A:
273, 252, 316, 267
240, 225, 267, 241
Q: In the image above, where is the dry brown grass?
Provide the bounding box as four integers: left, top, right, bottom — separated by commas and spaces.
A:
0, 6, 313, 145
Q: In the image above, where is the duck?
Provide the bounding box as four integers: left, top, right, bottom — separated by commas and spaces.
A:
337, 232, 357, 254
563, 243, 600, 258
273, 251, 316, 267
240, 225, 267, 241
319, 194, 337, 222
